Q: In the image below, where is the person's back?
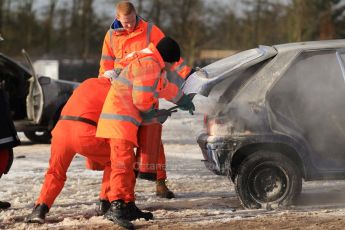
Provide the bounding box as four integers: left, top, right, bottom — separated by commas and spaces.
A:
60, 77, 111, 125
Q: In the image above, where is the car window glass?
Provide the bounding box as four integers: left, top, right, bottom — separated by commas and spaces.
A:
268, 50, 345, 168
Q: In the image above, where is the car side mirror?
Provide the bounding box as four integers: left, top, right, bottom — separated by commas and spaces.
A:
38, 76, 51, 85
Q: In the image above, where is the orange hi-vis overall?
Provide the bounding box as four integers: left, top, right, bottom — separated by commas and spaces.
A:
96, 44, 181, 203
98, 17, 192, 180
36, 78, 111, 208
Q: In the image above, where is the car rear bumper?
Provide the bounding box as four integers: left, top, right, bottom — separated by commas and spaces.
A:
197, 133, 238, 176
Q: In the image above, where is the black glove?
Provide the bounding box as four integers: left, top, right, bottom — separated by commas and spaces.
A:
176, 94, 195, 115
154, 109, 176, 124
140, 109, 157, 120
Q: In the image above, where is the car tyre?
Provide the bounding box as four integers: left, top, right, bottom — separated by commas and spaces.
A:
234, 150, 302, 209
24, 130, 51, 144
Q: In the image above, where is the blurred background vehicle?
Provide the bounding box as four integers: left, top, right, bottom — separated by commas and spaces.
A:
0, 51, 78, 143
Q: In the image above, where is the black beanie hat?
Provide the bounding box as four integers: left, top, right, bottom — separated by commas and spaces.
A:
156, 37, 181, 63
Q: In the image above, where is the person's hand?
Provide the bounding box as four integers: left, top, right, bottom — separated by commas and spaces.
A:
155, 109, 176, 124
176, 94, 195, 115
140, 109, 157, 120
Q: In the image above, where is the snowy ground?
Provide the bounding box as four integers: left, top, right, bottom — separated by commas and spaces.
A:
2, 101, 345, 229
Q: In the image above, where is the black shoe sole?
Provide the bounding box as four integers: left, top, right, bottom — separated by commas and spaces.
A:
104, 212, 134, 229
25, 217, 45, 224
130, 212, 153, 221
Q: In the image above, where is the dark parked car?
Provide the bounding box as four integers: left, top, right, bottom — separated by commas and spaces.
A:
183, 40, 345, 209
0, 51, 78, 143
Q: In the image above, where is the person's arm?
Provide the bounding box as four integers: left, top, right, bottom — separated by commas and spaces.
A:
158, 72, 183, 104
98, 30, 115, 78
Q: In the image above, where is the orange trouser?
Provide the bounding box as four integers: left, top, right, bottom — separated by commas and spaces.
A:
136, 124, 166, 180
88, 123, 167, 181
156, 142, 166, 180
108, 139, 136, 203
147, 124, 166, 180
36, 121, 111, 208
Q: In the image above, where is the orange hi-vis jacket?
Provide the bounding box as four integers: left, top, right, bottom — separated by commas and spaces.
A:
96, 43, 180, 145
99, 17, 192, 94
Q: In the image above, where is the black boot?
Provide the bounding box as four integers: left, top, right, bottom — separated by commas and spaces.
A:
104, 200, 134, 229
25, 203, 49, 224
0, 201, 11, 210
127, 202, 153, 221
96, 199, 111, 216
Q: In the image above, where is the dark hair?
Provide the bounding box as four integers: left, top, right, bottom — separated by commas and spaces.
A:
156, 37, 181, 63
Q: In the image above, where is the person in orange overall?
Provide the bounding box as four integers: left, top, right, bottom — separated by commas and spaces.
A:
25, 77, 135, 224
96, 37, 194, 229
90, 1, 194, 201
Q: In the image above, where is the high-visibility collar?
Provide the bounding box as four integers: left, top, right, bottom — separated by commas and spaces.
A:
112, 17, 145, 37
119, 43, 166, 70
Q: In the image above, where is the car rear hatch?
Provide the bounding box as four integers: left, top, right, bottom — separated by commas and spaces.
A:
183, 45, 277, 97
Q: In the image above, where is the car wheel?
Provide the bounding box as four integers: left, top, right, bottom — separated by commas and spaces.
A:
234, 150, 302, 209
24, 130, 51, 144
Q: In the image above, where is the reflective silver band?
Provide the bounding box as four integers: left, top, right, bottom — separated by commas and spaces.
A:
147, 22, 153, 46
166, 70, 185, 88
100, 113, 141, 126
108, 29, 114, 55
133, 85, 154, 92
0, 136, 15, 145
101, 55, 114, 60
115, 76, 132, 86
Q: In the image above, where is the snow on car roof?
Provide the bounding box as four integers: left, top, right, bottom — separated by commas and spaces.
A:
274, 39, 345, 53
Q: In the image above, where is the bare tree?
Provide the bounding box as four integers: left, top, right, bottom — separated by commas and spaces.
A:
43, 0, 58, 53
0, 0, 5, 33
80, 0, 93, 59
16, 0, 36, 50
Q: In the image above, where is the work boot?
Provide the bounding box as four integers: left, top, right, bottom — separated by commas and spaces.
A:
127, 202, 153, 221
156, 179, 175, 199
0, 201, 11, 210
96, 199, 111, 216
104, 200, 134, 229
25, 203, 49, 224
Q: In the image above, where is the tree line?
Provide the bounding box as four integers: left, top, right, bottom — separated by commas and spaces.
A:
1, 0, 345, 66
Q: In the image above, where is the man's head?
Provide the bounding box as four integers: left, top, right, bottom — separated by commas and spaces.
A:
156, 37, 181, 63
116, 1, 137, 33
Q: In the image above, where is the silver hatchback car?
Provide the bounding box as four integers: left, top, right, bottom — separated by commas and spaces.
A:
184, 40, 345, 209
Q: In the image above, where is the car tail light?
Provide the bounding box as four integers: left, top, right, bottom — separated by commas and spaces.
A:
207, 116, 234, 136
203, 115, 208, 128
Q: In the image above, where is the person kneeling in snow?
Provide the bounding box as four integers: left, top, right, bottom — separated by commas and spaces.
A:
24, 69, 165, 224
24, 76, 112, 224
